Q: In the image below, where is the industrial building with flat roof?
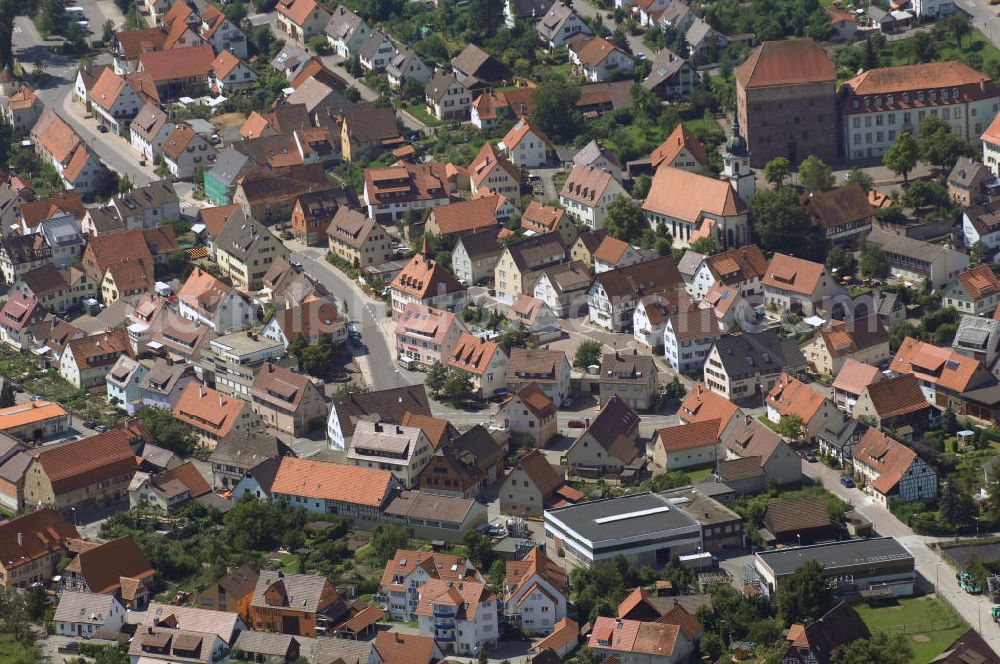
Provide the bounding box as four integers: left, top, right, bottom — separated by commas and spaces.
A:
544, 492, 702, 567
750, 537, 915, 597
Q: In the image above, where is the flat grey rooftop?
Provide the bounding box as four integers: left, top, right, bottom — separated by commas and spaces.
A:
545, 492, 699, 543
755, 536, 912, 576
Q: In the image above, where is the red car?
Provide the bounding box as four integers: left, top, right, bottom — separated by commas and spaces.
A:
567, 419, 586, 429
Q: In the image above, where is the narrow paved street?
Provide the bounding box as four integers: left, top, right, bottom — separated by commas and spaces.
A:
803, 460, 1000, 651
570, 0, 651, 59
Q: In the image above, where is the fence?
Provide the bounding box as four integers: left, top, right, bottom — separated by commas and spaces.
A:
876, 619, 963, 635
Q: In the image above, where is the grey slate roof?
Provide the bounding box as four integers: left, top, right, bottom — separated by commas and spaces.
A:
325, 5, 366, 41
207, 147, 251, 188
710, 331, 808, 379
54, 591, 120, 625
331, 384, 431, 439
209, 429, 290, 470
677, 250, 706, 278
425, 71, 463, 103
456, 228, 502, 261
313, 637, 374, 664
216, 214, 275, 262
546, 492, 699, 543
643, 49, 692, 90
358, 29, 391, 60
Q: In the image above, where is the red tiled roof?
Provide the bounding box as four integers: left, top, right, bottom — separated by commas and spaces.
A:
650, 124, 708, 169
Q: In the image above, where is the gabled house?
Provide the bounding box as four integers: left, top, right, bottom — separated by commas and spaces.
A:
817, 411, 869, 467
30, 109, 105, 194
161, 124, 217, 180
536, 2, 593, 49
494, 232, 567, 304
55, 592, 126, 638
852, 372, 933, 437
0, 291, 46, 349
801, 315, 890, 376
598, 350, 659, 411
0, 509, 78, 588
61, 536, 154, 609
448, 332, 508, 398
654, 419, 721, 470
866, 226, 970, 291
23, 426, 146, 514
59, 330, 135, 388
340, 106, 402, 163
394, 302, 465, 371
325, 5, 372, 58
276, 0, 331, 41
650, 124, 708, 172
720, 413, 802, 487
499, 119, 553, 168
642, 49, 699, 101
494, 382, 558, 446
780, 602, 871, 664
962, 201, 1000, 258
950, 157, 996, 210
0, 234, 53, 286
200, 5, 248, 59
289, 185, 357, 246
107, 355, 149, 414
348, 420, 433, 489
890, 336, 995, 409
327, 207, 393, 268
503, 547, 569, 635
568, 35, 634, 82
943, 264, 1000, 315
564, 394, 640, 478
453, 229, 503, 285
379, 549, 482, 621
451, 44, 513, 90
506, 348, 572, 406
801, 185, 875, 246
559, 164, 628, 230
469, 142, 521, 198
389, 249, 465, 317
251, 363, 327, 437
208, 429, 291, 490
425, 71, 471, 122
425, 196, 500, 239
128, 460, 212, 512
415, 578, 499, 654
215, 213, 287, 292
663, 306, 722, 374
262, 296, 348, 348
703, 331, 808, 403
521, 201, 576, 246
137, 45, 215, 101
499, 448, 580, 517
416, 424, 503, 498
852, 428, 938, 506
587, 255, 683, 332
173, 382, 262, 450
766, 373, 839, 444
832, 358, 884, 413
250, 570, 342, 637
326, 384, 431, 451
210, 51, 257, 94
177, 267, 256, 335
363, 162, 453, 223
588, 616, 694, 664
2, 84, 44, 137
534, 260, 592, 318
762, 253, 848, 317
357, 30, 396, 72
88, 68, 151, 134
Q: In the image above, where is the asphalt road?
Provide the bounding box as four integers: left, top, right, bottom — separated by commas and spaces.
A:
12, 15, 157, 186
803, 460, 1000, 652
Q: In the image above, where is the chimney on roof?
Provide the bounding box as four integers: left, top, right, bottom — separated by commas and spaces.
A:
219, 395, 223, 406
375, 422, 383, 433
395, 633, 403, 643
17, 532, 22, 548
199, 386, 204, 398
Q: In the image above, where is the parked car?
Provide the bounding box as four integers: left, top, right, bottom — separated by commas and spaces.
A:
567, 419, 586, 428
97, 124, 109, 133
83, 420, 95, 428
801, 450, 817, 463
94, 425, 108, 433
840, 476, 855, 488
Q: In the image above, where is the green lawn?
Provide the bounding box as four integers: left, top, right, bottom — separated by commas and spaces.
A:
402, 103, 441, 127
855, 596, 968, 664
682, 465, 714, 483
0, 633, 41, 664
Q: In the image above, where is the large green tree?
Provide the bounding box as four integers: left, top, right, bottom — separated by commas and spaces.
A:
832, 632, 912, 664
532, 73, 582, 144
883, 131, 919, 182
137, 406, 198, 456
859, 243, 889, 279
604, 196, 646, 242
798, 155, 835, 193
573, 340, 603, 369
776, 560, 833, 625
748, 187, 821, 260
919, 115, 973, 172
763, 157, 791, 188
